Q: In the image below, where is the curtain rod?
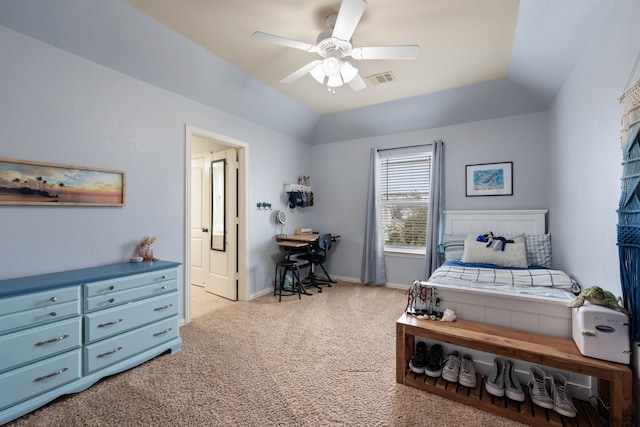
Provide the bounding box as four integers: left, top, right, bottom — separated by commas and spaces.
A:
377, 143, 432, 152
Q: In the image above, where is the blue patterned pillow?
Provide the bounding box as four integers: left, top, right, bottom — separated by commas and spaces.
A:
524, 234, 552, 268
494, 232, 552, 268
442, 234, 466, 261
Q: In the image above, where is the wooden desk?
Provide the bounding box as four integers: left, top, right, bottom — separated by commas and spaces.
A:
276, 240, 308, 248
277, 233, 340, 243
276, 233, 339, 292
278, 233, 320, 243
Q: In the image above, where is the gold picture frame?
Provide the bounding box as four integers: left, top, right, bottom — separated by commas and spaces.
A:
0, 158, 126, 206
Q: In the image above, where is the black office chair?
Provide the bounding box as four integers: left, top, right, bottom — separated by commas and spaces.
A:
298, 233, 336, 293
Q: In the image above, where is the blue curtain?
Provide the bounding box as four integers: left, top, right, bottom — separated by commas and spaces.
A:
361, 148, 386, 285
618, 78, 640, 341
425, 140, 444, 278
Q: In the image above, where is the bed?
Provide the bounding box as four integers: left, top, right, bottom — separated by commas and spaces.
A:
408, 210, 591, 399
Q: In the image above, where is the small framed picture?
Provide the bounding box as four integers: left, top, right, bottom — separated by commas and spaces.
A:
465, 161, 513, 197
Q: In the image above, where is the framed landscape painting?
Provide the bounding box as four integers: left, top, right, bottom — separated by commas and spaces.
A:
0, 158, 125, 206
465, 161, 513, 197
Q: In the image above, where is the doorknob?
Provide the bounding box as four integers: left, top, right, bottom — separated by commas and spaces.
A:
202, 228, 209, 233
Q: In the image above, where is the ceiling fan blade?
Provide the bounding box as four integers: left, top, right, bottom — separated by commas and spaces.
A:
347, 73, 367, 91
281, 60, 322, 84
351, 45, 419, 60
332, 0, 367, 41
252, 31, 317, 53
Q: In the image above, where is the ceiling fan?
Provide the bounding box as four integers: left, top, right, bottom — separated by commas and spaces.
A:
252, 0, 419, 93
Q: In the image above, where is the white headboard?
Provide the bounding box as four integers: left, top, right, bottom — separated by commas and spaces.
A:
443, 210, 548, 235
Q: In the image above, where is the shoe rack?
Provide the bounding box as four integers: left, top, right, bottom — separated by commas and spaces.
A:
396, 313, 632, 427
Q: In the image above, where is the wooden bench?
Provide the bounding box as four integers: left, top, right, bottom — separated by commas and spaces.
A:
396, 313, 632, 427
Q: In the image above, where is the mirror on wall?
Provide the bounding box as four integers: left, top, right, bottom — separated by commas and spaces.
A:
211, 159, 226, 251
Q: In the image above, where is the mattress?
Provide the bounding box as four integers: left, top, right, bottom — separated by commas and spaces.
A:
427, 260, 578, 301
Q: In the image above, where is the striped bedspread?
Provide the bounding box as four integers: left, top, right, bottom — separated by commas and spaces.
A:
427, 261, 578, 300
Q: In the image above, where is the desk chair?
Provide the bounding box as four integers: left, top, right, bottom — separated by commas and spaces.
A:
298, 233, 336, 293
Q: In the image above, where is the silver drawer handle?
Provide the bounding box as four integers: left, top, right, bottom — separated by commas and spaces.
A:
97, 346, 123, 358
108, 298, 115, 304
162, 275, 167, 279
154, 303, 173, 311
108, 285, 115, 291
50, 296, 57, 302
153, 328, 172, 337
98, 318, 124, 328
35, 334, 70, 346
160, 286, 167, 290
34, 367, 69, 382
49, 312, 57, 317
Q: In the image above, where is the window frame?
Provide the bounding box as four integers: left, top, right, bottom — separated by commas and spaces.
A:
378, 147, 432, 255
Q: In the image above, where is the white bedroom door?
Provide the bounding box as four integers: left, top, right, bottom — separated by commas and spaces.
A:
191, 149, 238, 300
190, 153, 208, 287
205, 148, 237, 300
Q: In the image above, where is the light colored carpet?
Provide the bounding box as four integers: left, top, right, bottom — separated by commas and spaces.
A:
6, 282, 525, 426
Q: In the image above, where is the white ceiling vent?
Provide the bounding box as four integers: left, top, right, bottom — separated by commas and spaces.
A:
365, 71, 397, 85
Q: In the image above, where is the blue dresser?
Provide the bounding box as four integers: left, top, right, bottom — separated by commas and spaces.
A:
0, 261, 182, 425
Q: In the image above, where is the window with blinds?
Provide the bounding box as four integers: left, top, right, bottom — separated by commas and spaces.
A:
380, 149, 432, 253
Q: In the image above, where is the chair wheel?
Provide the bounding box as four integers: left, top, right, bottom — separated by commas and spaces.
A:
318, 289, 322, 293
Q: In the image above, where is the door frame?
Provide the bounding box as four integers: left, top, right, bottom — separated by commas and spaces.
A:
184, 124, 249, 324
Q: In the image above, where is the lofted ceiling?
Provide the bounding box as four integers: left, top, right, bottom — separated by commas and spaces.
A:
123, 0, 615, 116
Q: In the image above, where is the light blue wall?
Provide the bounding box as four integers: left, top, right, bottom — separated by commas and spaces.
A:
1, 0, 637, 297
548, 0, 640, 291
0, 25, 313, 311
311, 112, 549, 285
310, 0, 640, 293
0, 0, 320, 143
313, 79, 547, 144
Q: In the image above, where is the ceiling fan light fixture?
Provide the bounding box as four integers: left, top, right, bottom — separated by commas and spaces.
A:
309, 63, 326, 84
327, 73, 343, 87
322, 57, 341, 77
339, 60, 358, 83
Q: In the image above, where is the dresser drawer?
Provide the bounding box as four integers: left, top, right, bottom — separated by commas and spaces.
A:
84, 269, 178, 298
84, 292, 178, 343
0, 349, 81, 411
0, 317, 82, 374
0, 287, 80, 334
84, 316, 178, 374
0, 300, 81, 335
84, 279, 177, 312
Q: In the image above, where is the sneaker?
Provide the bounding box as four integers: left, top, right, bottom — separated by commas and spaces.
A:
551, 373, 577, 417
442, 351, 461, 383
409, 341, 428, 374
458, 354, 477, 388
504, 360, 525, 402
425, 344, 444, 377
528, 366, 553, 409
485, 357, 506, 397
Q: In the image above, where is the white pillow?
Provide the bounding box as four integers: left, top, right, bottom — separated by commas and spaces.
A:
461, 234, 528, 268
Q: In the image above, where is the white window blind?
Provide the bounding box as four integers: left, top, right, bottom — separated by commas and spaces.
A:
380, 149, 431, 252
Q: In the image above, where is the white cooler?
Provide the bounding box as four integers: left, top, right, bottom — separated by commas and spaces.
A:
572, 303, 631, 364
